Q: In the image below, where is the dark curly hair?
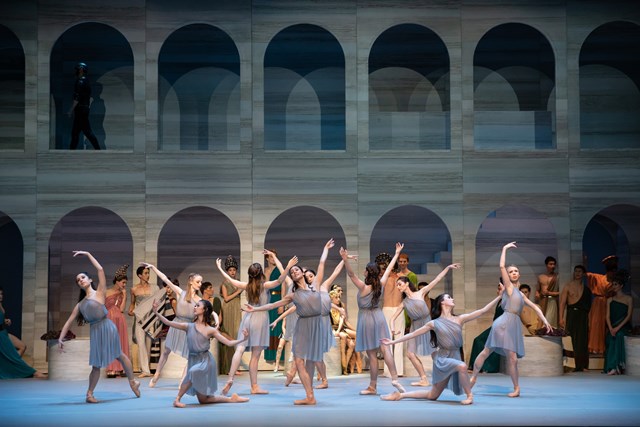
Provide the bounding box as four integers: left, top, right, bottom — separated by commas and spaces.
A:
364, 262, 382, 308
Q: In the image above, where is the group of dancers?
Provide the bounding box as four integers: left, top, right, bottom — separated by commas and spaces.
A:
57, 240, 552, 406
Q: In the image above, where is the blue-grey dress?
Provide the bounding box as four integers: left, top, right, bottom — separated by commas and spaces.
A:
165, 290, 195, 358
292, 289, 324, 362
320, 291, 336, 352
432, 317, 465, 395
485, 288, 526, 358
79, 298, 121, 368
403, 297, 435, 356
355, 291, 390, 352
283, 282, 299, 341
238, 288, 270, 349
184, 323, 217, 396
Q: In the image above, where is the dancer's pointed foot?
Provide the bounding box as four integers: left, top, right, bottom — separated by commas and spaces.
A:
359, 386, 377, 395
469, 376, 477, 389
173, 398, 186, 408
137, 372, 152, 378
229, 393, 250, 403
391, 380, 406, 393
149, 375, 158, 388
294, 395, 316, 405
461, 393, 473, 405
221, 378, 234, 396
507, 386, 520, 398
129, 379, 141, 398
85, 391, 98, 403
314, 379, 328, 389
380, 391, 401, 401
250, 385, 269, 395
410, 377, 430, 387
285, 372, 294, 387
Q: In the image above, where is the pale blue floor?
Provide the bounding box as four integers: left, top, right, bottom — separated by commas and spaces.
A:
2, 370, 639, 426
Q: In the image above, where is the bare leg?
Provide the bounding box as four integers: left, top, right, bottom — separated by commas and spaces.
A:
360, 349, 379, 394
150, 349, 171, 387
314, 361, 328, 389
173, 380, 191, 408
222, 343, 246, 395
285, 359, 299, 386
380, 345, 405, 393
407, 351, 429, 386
116, 353, 140, 398
339, 336, 348, 374
86, 366, 101, 403
293, 357, 316, 405
249, 347, 268, 394
381, 379, 447, 401
469, 347, 493, 387
344, 338, 355, 374
455, 363, 473, 404
9, 334, 26, 357
505, 351, 520, 397
274, 338, 285, 372
196, 392, 249, 404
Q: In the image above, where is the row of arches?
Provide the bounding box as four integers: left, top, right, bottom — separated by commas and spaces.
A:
1, 204, 638, 338
1, 20, 638, 151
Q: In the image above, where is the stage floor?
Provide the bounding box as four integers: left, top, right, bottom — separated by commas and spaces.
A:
2, 370, 638, 426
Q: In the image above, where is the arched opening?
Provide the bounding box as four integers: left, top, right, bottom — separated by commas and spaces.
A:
0, 25, 25, 150
0, 212, 24, 337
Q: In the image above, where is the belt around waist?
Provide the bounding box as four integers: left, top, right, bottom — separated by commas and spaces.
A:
271, 291, 281, 295
298, 313, 321, 319
189, 350, 209, 356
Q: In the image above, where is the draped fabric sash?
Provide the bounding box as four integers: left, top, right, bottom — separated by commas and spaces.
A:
134, 288, 175, 339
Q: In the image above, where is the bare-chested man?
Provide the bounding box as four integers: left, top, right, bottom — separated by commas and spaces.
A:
128, 265, 153, 377
378, 252, 404, 377
537, 256, 559, 327
559, 265, 592, 371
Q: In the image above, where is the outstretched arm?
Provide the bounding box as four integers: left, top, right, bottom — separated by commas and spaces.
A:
310, 239, 335, 289
152, 299, 188, 331
388, 304, 405, 335
418, 263, 461, 297
524, 297, 552, 333
221, 282, 243, 303
213, 328, 249, 347
246, 294, 293, 312
263, 249, 293, 290
459, 294, 502, 324
140, 262, 182, 296
340, 247, 366, 291
558, 285, 568, 329
500, 242, 517, 295
58, 304, 81, 350
264, 256, 299, 290
381, 243, 403, 287
381, 320, 434, 347
73, 251, 106, 294
321, 260, 344, 292
215, 258, 248, 290
271, 305, 296, 329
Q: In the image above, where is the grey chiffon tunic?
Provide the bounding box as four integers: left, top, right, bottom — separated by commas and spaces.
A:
320, 291, 336, 352
292, 288, 324, 362
79, 298, 121, 368
238, 288, 270, 349
355, 291, 390, 352
431, 317, 466, 395
184, 323, 218, 396
165, 290, 195, 358
403, 297, 435, 356
485, 288, 526, 358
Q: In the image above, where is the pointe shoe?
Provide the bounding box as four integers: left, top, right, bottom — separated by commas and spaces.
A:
137, 372, 152, 378
359, 386, 377, 395
461, 393, 473, 405
507, 387, 520, 398
410, 378, 430, 387
129, 379, 141, 398
221, 378, 234, 396
469, 376, 477, 389
391, 380, 406, 393
85, 391, 98, 403
380, 391, 402, 401
273, 365, 279, 373
285, 372, 294, 387
149, 376, 158, 388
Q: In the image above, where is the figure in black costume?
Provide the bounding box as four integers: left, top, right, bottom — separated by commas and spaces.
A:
68, 62, 101, 150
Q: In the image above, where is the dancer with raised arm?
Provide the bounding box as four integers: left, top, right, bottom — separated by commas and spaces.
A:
152, 298, 249, 407
215, 253, 298, 395
141, 263, 203, 388
388, 263, 461, 386
469, 242, 552, 397
58, 251, 140, 403
245, 239, 334, 405
339, 243, 406, 396
380, 291, 502, 405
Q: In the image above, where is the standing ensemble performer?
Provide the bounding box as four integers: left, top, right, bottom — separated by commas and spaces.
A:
216, 254, 297, 396
58, 251, 140, 403
339, 243, 406, 396
67, 62, 101, 150
105, 265, 130, 378
246, 239, 335, 405
604, 270, 633, 375
380, 291, 503, 405
388, 263, 461, 386
219, 255, 242, 374
128, 266, 154, 377
141, 264, 204, 388
470, 242, 552, 398
151, 298, 250, 407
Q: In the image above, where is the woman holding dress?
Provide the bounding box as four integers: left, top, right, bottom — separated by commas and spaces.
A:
469, 242, 551, 397
152, 298, 250, 407
58, 251, 140, 403
141, 263, 204, 388
388, 263, 460, 387
339, 243, 406, 396
105, 264, 129, 377
380, 291, 502, 405
215, 253, 298, 395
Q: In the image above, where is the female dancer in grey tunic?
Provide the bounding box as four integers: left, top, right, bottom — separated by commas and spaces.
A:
216, 254, 297, 395
470, 242, 551, 398
388, 264, 460, 387
340, 243, 406, 396
246, 239, 334, 405
140, 264, 203, 388
152, 298, 249, 407
380, 291, 502, 405
59, 251, 140, 403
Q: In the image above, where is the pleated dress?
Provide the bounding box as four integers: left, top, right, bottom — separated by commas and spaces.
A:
355, 291, 390, 352
79, 298, 121, 368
